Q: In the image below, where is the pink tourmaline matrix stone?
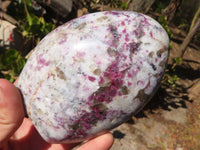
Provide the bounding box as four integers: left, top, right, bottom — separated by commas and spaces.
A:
16, 11, 169, 143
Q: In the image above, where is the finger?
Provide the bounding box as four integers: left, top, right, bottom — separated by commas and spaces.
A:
77, 133, 114, 150
9, 118, 78, 150
0, 79, 25, 147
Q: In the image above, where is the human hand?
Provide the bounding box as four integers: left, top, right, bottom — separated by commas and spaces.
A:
0, 79, 114, 150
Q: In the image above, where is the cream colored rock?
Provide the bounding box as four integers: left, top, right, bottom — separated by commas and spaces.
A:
0, 20, 23, 50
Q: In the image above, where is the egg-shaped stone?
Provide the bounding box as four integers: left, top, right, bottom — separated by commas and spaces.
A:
16, 11, 169, 143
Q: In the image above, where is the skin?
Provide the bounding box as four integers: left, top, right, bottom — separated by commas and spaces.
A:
0, 79, 114, 150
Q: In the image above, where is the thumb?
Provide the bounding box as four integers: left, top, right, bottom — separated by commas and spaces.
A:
77, 133, 114, 150
0, 79, 25, 147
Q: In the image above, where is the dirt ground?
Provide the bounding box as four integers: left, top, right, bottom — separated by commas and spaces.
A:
109, 40, 200, 150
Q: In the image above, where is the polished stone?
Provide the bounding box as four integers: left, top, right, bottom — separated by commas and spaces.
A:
16, 11, 169, 143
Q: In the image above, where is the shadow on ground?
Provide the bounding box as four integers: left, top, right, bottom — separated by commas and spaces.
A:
126, 63, 199, 121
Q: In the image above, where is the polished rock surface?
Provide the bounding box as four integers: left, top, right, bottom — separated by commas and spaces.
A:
16, 11, 169, 143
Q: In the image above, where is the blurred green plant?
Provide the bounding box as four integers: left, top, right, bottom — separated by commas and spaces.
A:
167, 75, 179, 87
163, 57, 182, 86
20, 0, 55, 42
0, 0, 56, 82
21, 13, 55, 41
8, 0, 55, 44
0, 49, 26, 82
172, 57, 182, 69
120, 2, 128, 10
152, 0, 170, 13
157, 15, 182, 87
158, 16, 173, 39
